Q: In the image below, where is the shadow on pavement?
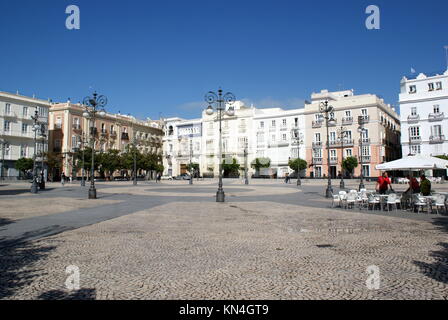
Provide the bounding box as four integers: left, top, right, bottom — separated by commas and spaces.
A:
0, 217, 14, 228
0, 188, 55, 196
413, 217, 448, 284
0, 238, 57, 299
38, 288, 96, 300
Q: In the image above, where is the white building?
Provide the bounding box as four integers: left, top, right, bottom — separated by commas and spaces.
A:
399, 70, 448, 158
0, 91, 51, 179
162, 101, 307, 178
253, 108, 306, 177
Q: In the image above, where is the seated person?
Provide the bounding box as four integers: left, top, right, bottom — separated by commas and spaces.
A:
420, 174, 431, 196
405, 175, 420, 194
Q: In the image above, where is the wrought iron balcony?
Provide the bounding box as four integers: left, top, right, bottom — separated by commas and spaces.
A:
358, 115, 370, 125
359, 138, 371, 145
110, 131, 117, 138
73, 124, 82, 131
409, 136, 422, 144
429, 135, 445, 144
428, 112, 444, 122
358, 155, 371, 163
312, 141, 323, 148
342, 117, 353, 125
407, 114, 420, 123
121, 132, 129, 140
330, 157, 338, 164
312, 157, 323, 164
312, 121, 323, 128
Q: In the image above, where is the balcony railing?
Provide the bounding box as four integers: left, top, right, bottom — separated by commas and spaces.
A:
312, 121, 323, 128
312, 141, 323, 148
342, 117, 353, 125
100, 129, 108, 136
110, 131, 117, 138
121, 132, 129, 140
429, 135, 445, 144
359, 138, 371, 145
428, 112, 444, 122
1, 111, 17, 118
358, 155, 371, 163
312, 157, 323, 164
329, 139, 354, 147
407, 114, 420, 123
73, 124, 82, 131
330, 157, 338, 164
358, 115, 370, 124
409, 136, 422, 143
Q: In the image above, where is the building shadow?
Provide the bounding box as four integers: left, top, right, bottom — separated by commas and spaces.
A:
413, 218, 448, 284
0, 217, 14, 227
0, 188, 55, 196
37, 288, 96, 300
0, 238, 57, 299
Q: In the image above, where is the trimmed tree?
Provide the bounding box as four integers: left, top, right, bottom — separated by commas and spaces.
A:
222, 158, 240, 178
251, 157, 271, 176
288, 158, 307, 177
342, 156, 358, 178
15, 158, 34, 177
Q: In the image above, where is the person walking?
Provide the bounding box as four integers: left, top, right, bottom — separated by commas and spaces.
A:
376, 172, 391, 194
61, 172, 66, 186
156, 172, 161, 183
284, 173, 290, 184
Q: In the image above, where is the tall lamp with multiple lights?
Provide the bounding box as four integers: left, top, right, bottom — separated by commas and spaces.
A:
204, 89, 236, 203
337, 125, 348, 189
291, 128, 304, 186
82, 92, 107, 199
319, 100, 336, 198
30, 110, 42, 194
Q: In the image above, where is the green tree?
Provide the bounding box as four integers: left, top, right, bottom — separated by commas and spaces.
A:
222, 158, 240, 178
251, 157, 271, 176
288, 158, 307, 174
436, 155, 448, 161
342, 156, 358, 178
98, 149, 121, 180
15, 158, 33, 177
44, 152, 62, 180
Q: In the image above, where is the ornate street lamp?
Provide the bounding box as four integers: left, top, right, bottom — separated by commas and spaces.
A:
189, 134, 193, 185
291, 128, 304, 186
358, 125, 367, 191
77, 133, 87, 187
204, 88, 236, 203
244, 140, 249, 185
1, 138, 8, 180
319, 100, 336, 198
82, 92, 107, 199
39, 123, 47, 190
30, 110, 40, 194
337, 125, 348, 189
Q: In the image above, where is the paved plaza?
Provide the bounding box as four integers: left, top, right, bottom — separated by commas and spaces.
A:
0, 179, 448, 300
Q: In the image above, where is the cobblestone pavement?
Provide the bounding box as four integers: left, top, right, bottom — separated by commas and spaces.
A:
1, 180, 448, 300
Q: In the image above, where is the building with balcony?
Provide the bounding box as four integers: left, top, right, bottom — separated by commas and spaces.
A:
399, 69, 448, 158
305, 89, 401, 179
49, 101, 163, 179
0, 91, 51, 179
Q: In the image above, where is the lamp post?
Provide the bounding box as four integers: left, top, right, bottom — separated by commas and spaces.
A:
82, 92, 107, 199
189, 135, 193, 185
77, 133, 86, 187
337, 125, 347, 189
204, 88, 236, 203
0, 138, 7, 180
30, 110, 41, 193
291, 128, 304, 186
39, 123, 47, 190
244, 141, 249, 185
319, 100, 336, 198
358, 121, 367, 191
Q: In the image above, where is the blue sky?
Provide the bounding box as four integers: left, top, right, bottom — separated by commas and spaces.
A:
0, 0, 447, 120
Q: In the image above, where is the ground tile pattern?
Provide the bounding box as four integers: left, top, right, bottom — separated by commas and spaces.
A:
1, 195, 447, 300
